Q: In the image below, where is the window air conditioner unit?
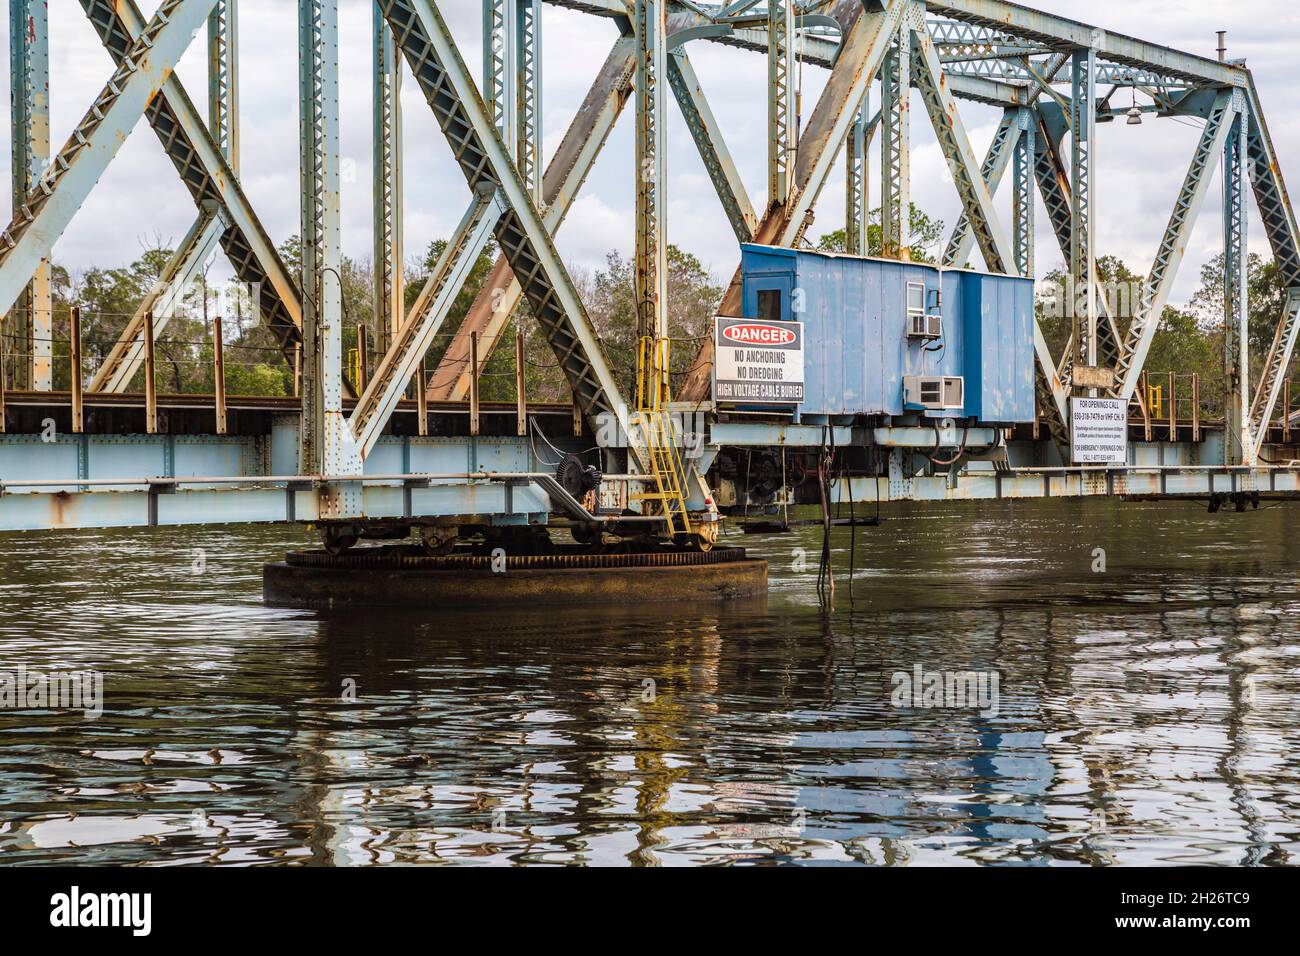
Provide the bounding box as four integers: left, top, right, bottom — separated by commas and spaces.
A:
904, 375, 964, 410
906, 312, 943, 340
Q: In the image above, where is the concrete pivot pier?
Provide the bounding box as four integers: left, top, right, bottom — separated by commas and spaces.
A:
264, 546, 768, 609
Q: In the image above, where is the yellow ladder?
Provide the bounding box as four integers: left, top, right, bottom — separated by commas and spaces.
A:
631, 410, 693, 538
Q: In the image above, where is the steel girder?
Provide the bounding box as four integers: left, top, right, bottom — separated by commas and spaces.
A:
208, 0, 239, 170
1244, 79, 1300, 447
89, 2, 242, 395
1011, 108, 1034, 277
1113, 93, 1234, 403
75, 1, 303, 366
1244, 83, 1300, 291
767, 0, 797, 210
925, 0, 1245, 88
517, 0, 543, 203
1223, 97, 1252, 465
1252, 289, 1300, 458
777, 0, 906, 248
879, 24, 910, 259
668, 50, 759, 243
483, 0, 543, 202
635, 0, 670, 407
844, 96, 871, 255
300, 0, 361, 512
910, 10, 1067, 438
0, 0, 219, 319
374, 7, 404, 354
484, 0, 518, 148
1069, 48, 1097, 373
377, 0, 635, 449
8, 0, 51, 391
429, 34, 638, 403
352, 187, 505, 456
942, 109, 1018, 268
911, 18, 1016, 274
1029, 108, 1122, 378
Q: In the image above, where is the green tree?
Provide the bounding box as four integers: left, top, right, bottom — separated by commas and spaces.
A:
815, 203, 946, 263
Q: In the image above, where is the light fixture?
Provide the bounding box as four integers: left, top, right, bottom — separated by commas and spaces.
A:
1126, 88, 1143, 125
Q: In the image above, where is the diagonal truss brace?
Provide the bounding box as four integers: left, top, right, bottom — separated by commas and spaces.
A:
910, 17, 1017, 274
89, 205, 228, 393
78, 0, 305, 372
1030, 110, 1123, 375
0, 0, 220, 318
942, 109, 1019, 267
1245, 81, 1300, 449
668, 49, 758, 243
377, 0, 638, 460
911, 22, 1069, 431
1251, 288, 1300, 455
1114, 92, 1234, 402
430, 34, 637, 402
351, 187, 505, 456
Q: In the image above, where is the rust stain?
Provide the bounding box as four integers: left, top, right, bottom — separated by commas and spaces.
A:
49, 491, 72, 530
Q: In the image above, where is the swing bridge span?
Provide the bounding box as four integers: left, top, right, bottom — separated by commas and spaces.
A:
2, 0, 1300, 543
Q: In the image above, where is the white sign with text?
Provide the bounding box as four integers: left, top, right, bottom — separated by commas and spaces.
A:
1070, 397, 1127, 463
714, 317, 805, 404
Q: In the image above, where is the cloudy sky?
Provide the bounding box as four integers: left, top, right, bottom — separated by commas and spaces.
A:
3, 0, 1298, 309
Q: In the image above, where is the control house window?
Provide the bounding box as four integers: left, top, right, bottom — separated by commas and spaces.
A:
757, 289, 783, 322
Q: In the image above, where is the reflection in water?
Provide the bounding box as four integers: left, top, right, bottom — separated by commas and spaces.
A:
0, 498, 1297, 865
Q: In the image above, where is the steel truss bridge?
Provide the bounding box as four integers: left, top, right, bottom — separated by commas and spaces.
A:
2, 0, 1299, 538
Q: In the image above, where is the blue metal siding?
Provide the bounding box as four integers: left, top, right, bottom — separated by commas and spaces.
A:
737, 245, 1034, 423
959, 270, 1035, 423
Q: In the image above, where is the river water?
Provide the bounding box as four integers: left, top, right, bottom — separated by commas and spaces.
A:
0, 498, 1296, 866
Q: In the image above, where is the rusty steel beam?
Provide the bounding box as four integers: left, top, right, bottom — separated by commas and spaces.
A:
428, 34, 638, 402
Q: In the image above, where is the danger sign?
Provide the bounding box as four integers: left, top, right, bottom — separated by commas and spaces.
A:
714, 317, 805, 404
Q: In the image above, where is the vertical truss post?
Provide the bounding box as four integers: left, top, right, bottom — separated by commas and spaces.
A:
373, 6, 403, 354
880, 20, 911, 260
1012, 109, 1035, 278
1224, 95, 1252, 465
208, 0, 239, 170
635, 0, 668, 409
767, 0, 796, 210
213, 313, 227, 435
416, 363, 428, 436
9, 0, 51, 390
144, 311, 157, 434
845, 94, 869, 255
469, 330, 480, 436
300, 0, 360, 502
70, 306, 83, 433
515, 0, 541, 205
484, 0, 517, 151
1069, 47, 1097, 377
515, 330, 526, 437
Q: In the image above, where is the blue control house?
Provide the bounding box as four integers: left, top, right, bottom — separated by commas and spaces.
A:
733, 244, 1036, 425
